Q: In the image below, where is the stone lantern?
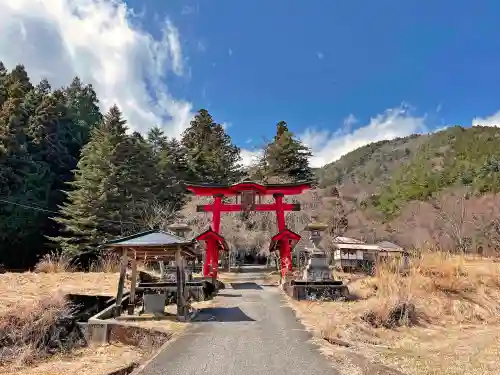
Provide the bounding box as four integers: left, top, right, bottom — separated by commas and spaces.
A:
167, 222, 191, 238
302, 214, 332, 282
164, 222, 192, 281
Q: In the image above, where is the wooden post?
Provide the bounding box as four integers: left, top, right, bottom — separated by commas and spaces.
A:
127, 255, 138, 315
114, 248, 128, 318
175, 246, 185, 319
182, 257, 189, 320
159, 261, 166, 281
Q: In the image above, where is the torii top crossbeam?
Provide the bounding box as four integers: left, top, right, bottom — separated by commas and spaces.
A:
186, 179, 313, 196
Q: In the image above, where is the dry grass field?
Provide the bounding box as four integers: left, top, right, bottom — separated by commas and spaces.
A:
288, 252, 500, 375
0, 254, 180, 375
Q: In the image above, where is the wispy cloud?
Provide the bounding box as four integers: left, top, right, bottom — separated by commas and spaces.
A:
316, 52, 324, 60
240, 104, 428, 168
228, 48, 233, 57
472, 110, 500, 127
0, 0, 193, 137
197, 40, 207, 52
181, 4, 199, 15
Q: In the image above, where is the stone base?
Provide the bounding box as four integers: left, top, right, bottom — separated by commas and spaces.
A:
284, 280, 349, 301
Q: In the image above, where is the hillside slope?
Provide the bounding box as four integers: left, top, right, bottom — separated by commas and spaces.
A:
318, 126, 500, 211
316, 133, 424, 187
314, 126, 500, 252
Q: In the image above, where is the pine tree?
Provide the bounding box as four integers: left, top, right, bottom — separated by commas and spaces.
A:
259, 121, 314, 182
63, 77, 102, 156
181, 109, 242, 184
27, 92, 75, 254
0, 62, 7, 108
113, 131, 156, 221
53, 105, 138, 255
0, 65, 45, 267
147, 126, 167, 156
155, 137, 190, 209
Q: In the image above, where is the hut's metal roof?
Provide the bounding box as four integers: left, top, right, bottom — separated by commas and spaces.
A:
333, 243, 381, 251
333, 236, 365, 244
376, 241, 403, 251
103, 230, 194, 247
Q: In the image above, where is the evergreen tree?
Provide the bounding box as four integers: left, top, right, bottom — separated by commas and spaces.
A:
181, 109, 242, 184
0, 65, 46, 267
53, 105, 140, 255
63, 77, 102, 157
28, 93, 75, 249
147, 126, 167, 156
155, 137, 190, 210
0, 62, 7, 108
258, 121, 314, 182
114, 131, 157, 221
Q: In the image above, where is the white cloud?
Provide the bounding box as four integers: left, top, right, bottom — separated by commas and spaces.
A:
302, 105, 427, 167
472, 110, 500, 127
240, 148, 262, 167
0, 0, 193, 137
240, 104, 427, 168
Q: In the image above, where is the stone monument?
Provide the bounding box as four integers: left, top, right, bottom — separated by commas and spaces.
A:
302, 215, 333, 282
283, 213, 348, 300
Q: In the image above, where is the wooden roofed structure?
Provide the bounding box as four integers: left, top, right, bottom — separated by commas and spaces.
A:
104, 230, 200, 261
101, 230, 199, 319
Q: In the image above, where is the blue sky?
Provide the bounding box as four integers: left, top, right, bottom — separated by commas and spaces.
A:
2, 0, 500, 166
134, 0, 500, 163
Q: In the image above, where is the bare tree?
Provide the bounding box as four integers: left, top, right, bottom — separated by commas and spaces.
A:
436, 194, 472, 252
141, 200, 178, 231
472, 195, 500, 255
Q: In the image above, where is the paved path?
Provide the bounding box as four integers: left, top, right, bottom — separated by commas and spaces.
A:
139, 266, 339, 375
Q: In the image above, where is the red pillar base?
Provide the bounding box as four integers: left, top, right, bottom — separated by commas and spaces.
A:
203, 241, 212, 278
279, 239, 292, 279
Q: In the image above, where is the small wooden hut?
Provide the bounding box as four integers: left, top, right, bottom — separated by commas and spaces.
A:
101, 230, 200, 320
332, 237, 407, 273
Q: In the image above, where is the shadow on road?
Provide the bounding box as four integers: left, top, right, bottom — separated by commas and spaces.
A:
194, 307, 256, 322
235, 265, 272, 274
230, 282, 263, 290
217, 293, 242, 297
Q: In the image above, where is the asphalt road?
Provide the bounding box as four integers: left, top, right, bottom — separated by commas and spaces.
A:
139, 266, 339, 375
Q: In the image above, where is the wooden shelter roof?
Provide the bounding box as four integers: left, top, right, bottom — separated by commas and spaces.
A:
102, 230, 200, 260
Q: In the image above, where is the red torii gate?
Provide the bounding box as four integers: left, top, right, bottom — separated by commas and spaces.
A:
186, 179, 312, 279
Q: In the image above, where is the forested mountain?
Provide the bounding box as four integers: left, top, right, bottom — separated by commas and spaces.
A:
317, 126, 500, 218
314, 126, 500, 255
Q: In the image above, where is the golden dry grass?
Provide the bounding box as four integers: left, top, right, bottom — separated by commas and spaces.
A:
0, 272, 127, 313
0, 268, 181, 375
289, 252, 500, 375
34, 253, 75, 274
0, 343, 145, 375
